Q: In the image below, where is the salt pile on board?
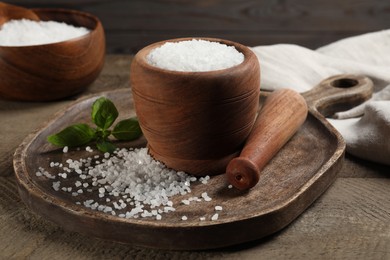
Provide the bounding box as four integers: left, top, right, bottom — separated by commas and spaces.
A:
146, 39, 244, 72
36, 147, 225, 221
0, 19, 90, 46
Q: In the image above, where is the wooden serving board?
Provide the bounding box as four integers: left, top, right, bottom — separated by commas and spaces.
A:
13, 74, 372, 250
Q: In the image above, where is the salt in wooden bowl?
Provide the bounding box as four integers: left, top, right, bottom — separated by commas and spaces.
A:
0, 8, 105, 101
130, 37, 260, 176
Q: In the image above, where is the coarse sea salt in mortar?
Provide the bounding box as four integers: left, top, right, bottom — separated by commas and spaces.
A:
36, 147, 226, 221
0, 19, 90, 46
146, 39, 244, 72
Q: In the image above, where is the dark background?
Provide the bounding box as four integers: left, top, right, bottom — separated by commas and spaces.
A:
11, 0, 390, 54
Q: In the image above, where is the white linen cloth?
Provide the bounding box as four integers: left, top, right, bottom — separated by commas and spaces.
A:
250, 30, 390, 165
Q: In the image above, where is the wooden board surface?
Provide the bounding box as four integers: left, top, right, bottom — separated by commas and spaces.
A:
14, 86, 345, 250
2, 55, 390, 259
11, 0, 390, 53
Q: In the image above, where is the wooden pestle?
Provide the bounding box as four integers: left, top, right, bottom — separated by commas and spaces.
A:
0, 2, 40, 26
226, 88, 308, 190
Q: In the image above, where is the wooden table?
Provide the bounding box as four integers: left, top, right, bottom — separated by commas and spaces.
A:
1, 55, 389, 259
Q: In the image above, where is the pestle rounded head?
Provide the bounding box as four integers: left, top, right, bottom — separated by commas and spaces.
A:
226, 157, 260, 190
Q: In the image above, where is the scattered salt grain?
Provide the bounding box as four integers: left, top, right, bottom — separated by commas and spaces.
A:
104, 207, 113, 213
211, 213, 219, 221
181, 216, 188, 221
63, 146, 69, 153
228, 184, 233, 189
44, 171, 55, 179
189, 196, 201, 202
201, 192, 212, 202
164, 206, 176, 213
181, 199, 190, 205
215, 206, 223, 211
41, 147, 229, 221
113, 202, 121, 210
146, 39, 244, 72
200, 217, 206, 221
52, 181, 60, 191
85, 146, 93, 152
59, 173, 67, 179
0, 19, 90, 47
199, 175, 211, 184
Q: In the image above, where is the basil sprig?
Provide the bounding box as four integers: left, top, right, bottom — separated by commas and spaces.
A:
47, 97, 142, 153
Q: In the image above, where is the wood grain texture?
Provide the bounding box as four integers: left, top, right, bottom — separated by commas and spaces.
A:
1, 55, 389, 258
10, 0, 390, 53
12, 74, 372, 250
130, 37, 260, 175
0, 1, 40, 25
303, 75, 374, 117
13, 88, 340, 250
227, 89, 308, 190
0, 8, 105, 101
2, 177, 390, 259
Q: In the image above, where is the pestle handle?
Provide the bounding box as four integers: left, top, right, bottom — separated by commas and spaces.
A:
226, 89, 308, 190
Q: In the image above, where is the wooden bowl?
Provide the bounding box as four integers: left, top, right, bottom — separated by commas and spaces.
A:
130, 37, 260, 176
0, 8, 105, 101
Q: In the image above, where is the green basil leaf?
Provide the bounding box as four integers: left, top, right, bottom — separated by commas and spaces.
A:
47, 124, 96, 147
96, 140, 116, 153
112, 118, 142, 141
91, 97, 118, 130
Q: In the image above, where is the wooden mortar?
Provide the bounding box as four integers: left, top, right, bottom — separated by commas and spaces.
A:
130, 37, 260, 176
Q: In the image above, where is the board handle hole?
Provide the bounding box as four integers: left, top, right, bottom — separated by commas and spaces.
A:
331, 78, 359, 88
